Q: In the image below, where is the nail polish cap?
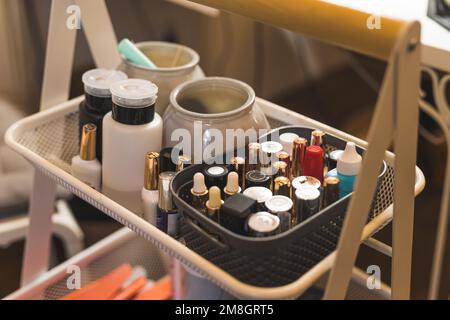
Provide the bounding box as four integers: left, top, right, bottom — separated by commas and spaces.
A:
265, 195, 293, 213
144, 152, 159, 190
279, 132, 299, 156
80, 123, 97, 161
82, 68, 127, 98
337, 142, 362, 176
303, 145, 324, 183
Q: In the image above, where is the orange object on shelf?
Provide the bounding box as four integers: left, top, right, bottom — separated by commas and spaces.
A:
113, 276, 148, 300
134, 275, 172, 300
61, 264, 133, 300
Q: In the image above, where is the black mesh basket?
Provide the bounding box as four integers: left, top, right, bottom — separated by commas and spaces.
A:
171, 126, 388, 287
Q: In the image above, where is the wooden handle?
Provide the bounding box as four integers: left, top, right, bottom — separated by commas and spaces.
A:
190, 0, 407, 60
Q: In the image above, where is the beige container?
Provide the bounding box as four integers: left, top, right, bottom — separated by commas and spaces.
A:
163, 77, 271, 158
119, 41, 205, 115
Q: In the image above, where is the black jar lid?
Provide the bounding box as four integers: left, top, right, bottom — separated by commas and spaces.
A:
110, 79, 158, 125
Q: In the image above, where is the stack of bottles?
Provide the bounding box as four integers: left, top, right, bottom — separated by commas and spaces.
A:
185, 131, 363, 238
71, 68, 193, 239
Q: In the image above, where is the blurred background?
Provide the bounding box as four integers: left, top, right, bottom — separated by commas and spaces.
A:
0, 0, 448, 299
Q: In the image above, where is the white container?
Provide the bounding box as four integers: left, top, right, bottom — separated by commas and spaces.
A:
163, 77, 270, 155
119, 41, 205, 115
103, 79, 163, 215
71, 123, 101, 190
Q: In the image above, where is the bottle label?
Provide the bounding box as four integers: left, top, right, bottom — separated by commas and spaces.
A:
156, 207, 179, 237
156, 207, 167, 233
167, 212, 180, 237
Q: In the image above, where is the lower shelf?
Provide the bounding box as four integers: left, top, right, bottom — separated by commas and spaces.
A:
5, 228, 168, 300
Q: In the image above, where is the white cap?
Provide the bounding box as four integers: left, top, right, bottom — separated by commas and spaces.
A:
295, 186, 320, 201
192, 172, 207, 194
336, 142, 362, 176
279, 133, 299, 156
243, 187, 273, 203
82, 68, 127, 97
265, 195, 293, 213
260, 141, 283, 154
110, 79, 158, 107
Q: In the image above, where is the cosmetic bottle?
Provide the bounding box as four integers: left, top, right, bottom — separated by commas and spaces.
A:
322, 176, 340, 208
247, 212, 280, 237
275, 151, 291, 178
273, 176, 291, 198
291, 137, 307, 178
279, 132, 299, 158
243, 187, 272, 212
328, 149, 344, 171
303, 145, 324, 183
311, 130, 329, 172
205, 186, 223, 222
141, 152, 159, 225
260, 141, 283, 168
203, 165, 229, 191
79, 69, 128, 162
229, 156, 246, 189
191, 172, 208, 213
220, 193, 257, 235
71, 123, 102, 190
245, 170, 271, 189
156, 172, 179, 237
224, 172, 241, 199
295, 187, 321, 223
247, 142, 261, 171
336, 142, 362, 197
292, 176, 321, 191
265, 195, 293, 215
102, 79, 163, 214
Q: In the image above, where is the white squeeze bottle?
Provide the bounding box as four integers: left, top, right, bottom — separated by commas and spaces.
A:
102, 79, 163, 215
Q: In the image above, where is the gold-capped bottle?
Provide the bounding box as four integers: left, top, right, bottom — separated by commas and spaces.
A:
71, 123, 102, 190
141, 152, 159, 224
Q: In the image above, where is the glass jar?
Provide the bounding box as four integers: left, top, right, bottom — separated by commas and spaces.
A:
119, 41, 205, 115
163, 77, 271, 161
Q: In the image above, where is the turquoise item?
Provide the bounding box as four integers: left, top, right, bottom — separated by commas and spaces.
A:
326, 168, 355, 198
118, 38, 157, 69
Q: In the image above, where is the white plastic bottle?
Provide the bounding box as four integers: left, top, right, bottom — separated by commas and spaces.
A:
102, 79, 163, 215
71, 123, 102, 190
141, 151, 160, 225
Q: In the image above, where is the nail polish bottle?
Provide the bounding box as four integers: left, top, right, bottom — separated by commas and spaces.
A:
302, 145, 324, 183
71, 123, 102, 190
79, 68, 127, 162
141, 152, 159, 225
156, 172, 179, 237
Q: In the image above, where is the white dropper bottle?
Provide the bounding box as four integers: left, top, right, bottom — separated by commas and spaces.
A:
336, 142, 362, 197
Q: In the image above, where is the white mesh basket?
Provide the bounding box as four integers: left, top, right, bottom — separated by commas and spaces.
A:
4, 96, 425, 299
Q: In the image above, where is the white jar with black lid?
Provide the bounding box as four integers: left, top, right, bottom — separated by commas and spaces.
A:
102, 79, 163, 215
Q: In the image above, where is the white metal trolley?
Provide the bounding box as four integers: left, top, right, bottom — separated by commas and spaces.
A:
4, 0, 427, 300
